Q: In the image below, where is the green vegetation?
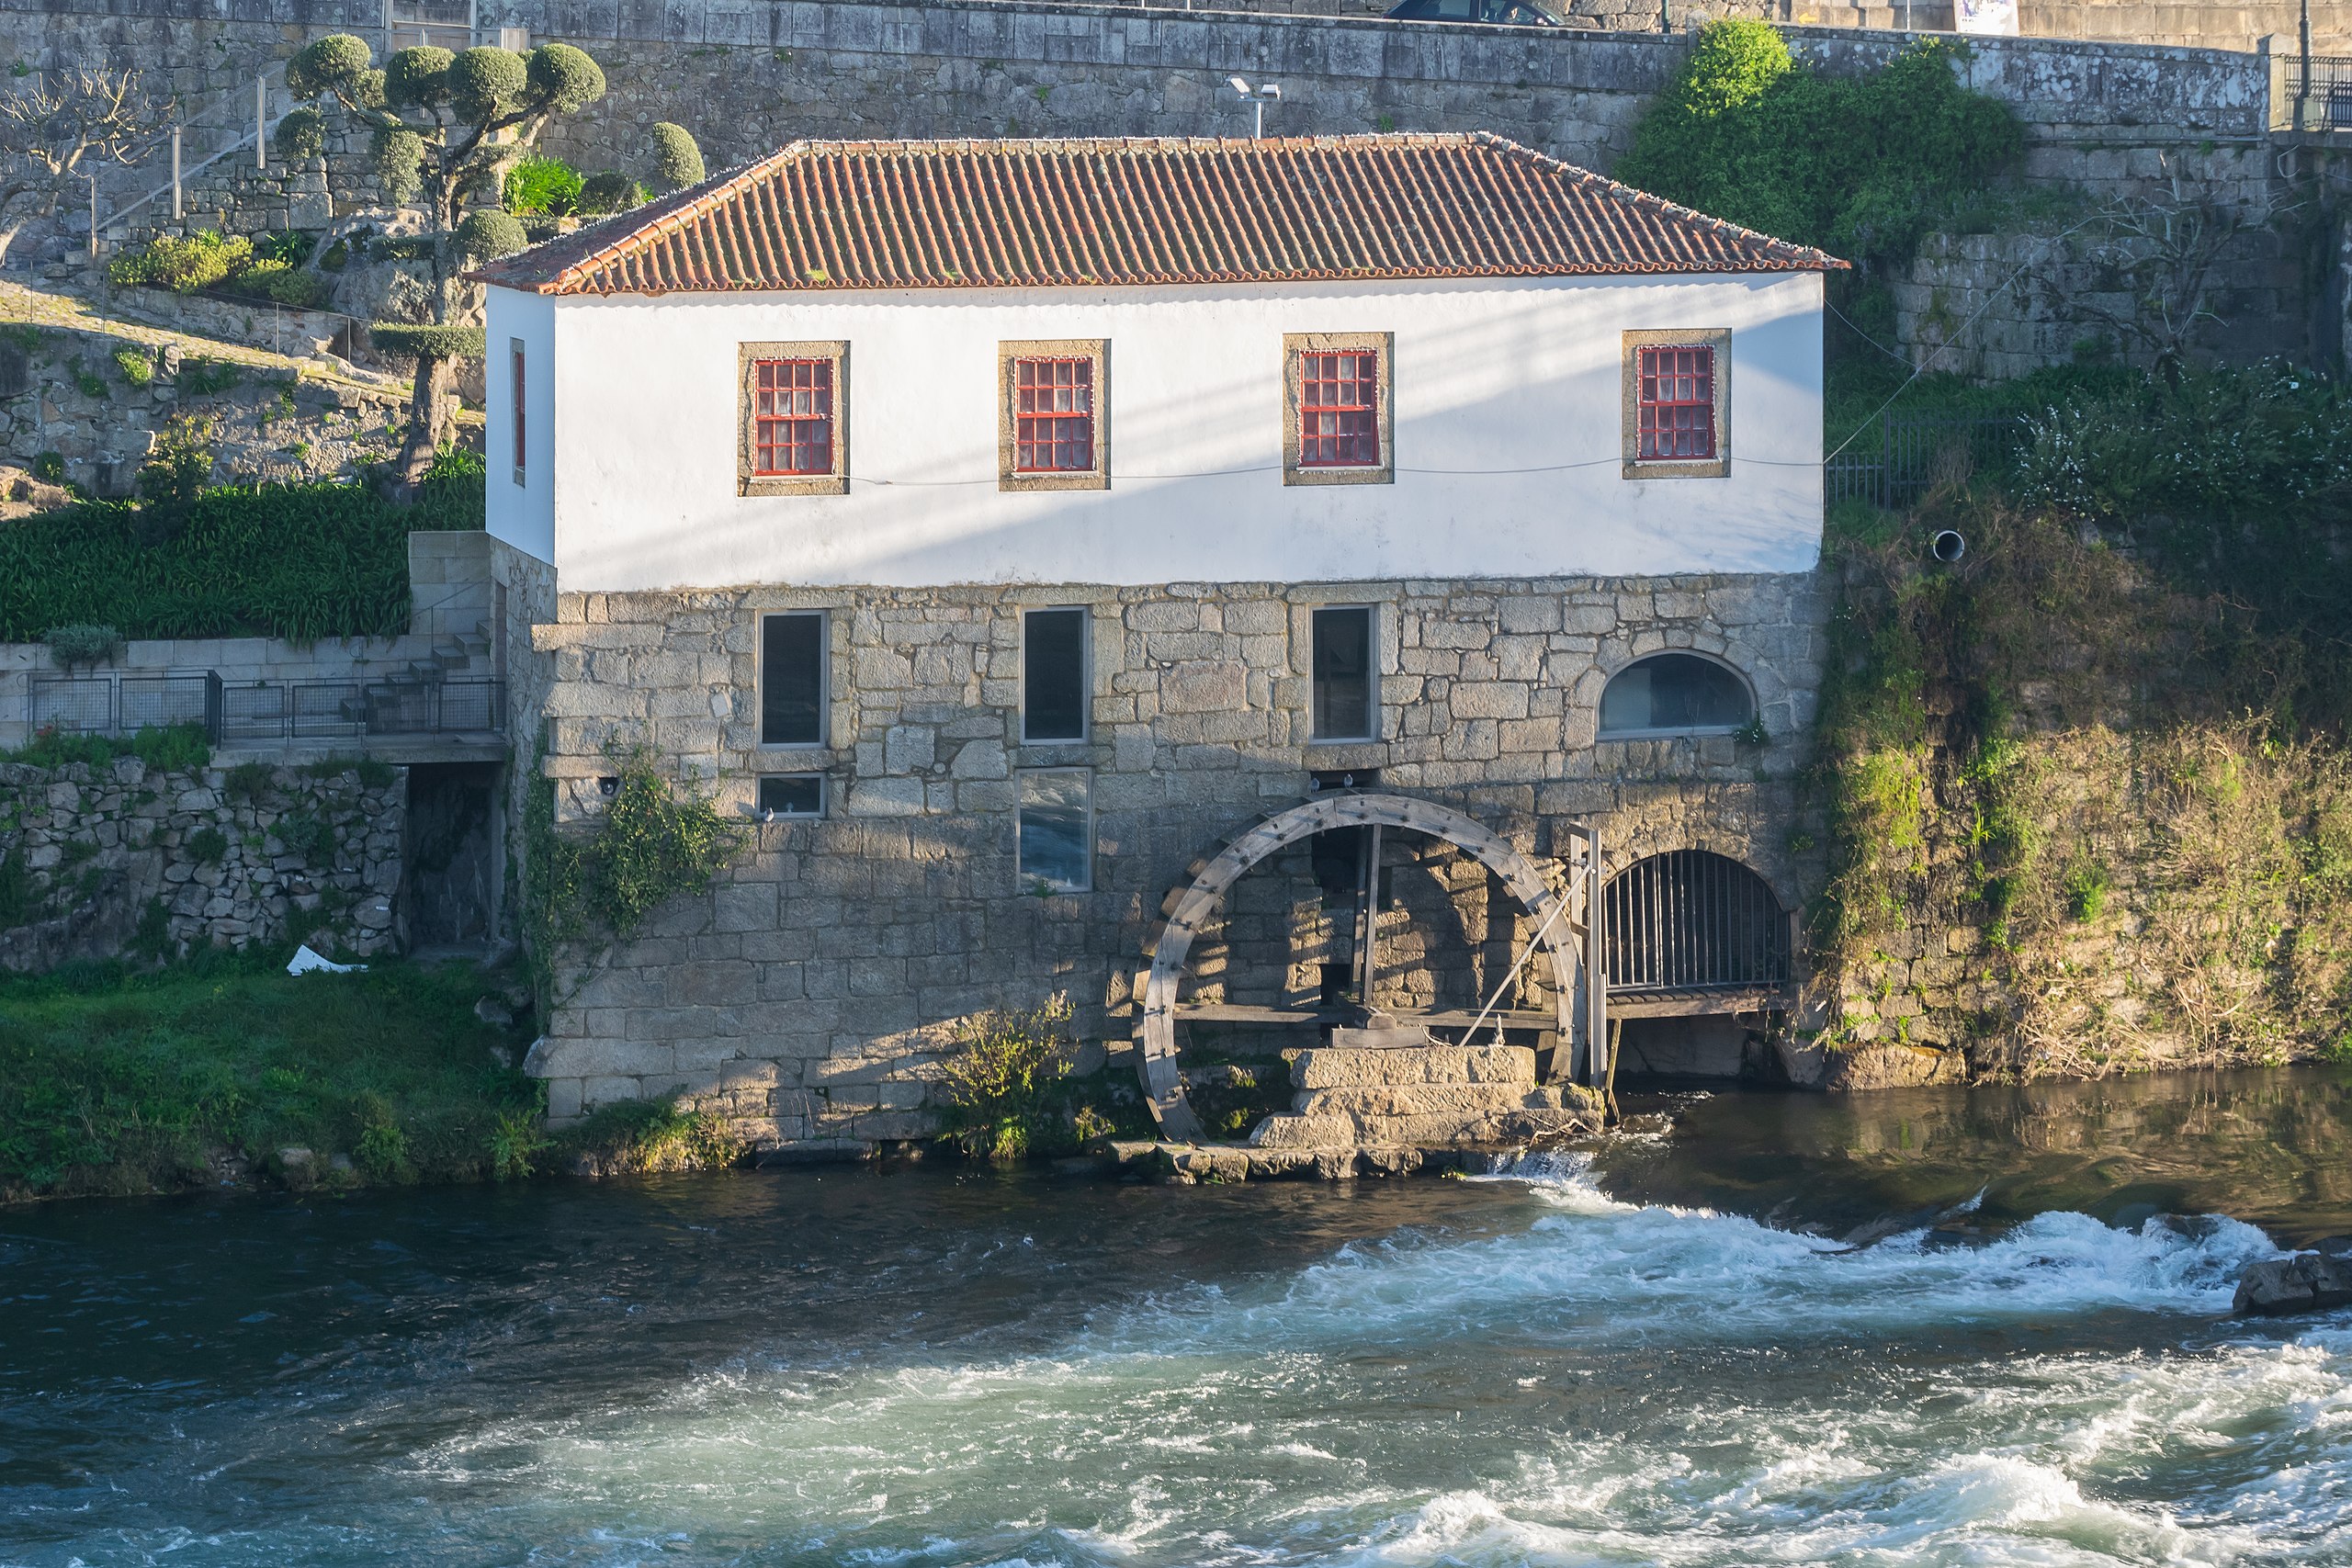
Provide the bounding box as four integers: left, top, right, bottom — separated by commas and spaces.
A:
1616, 21, 2020, 269
174, 356, 243, 397
524, 745, 745, 999
503, 153, 584, 216
1811, 359, 2352, 1071
42, 622, 123, 668
454, 209, 528, 261
108, 229, 253, 292
933, 995, 1133, 1161
0, 449, 484, 643
2, 723, 209, 773
560, 1096, 748, 1176
0, 951, 539, 1201
110, 344, 152, 387
647, 121, 704, 192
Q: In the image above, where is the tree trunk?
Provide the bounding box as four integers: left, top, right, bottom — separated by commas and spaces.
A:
391, 351, 452, 497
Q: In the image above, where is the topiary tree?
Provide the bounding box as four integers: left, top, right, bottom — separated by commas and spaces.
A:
645, 121, 703, 193
287, 32, 605, 302
370, 322, 486, 489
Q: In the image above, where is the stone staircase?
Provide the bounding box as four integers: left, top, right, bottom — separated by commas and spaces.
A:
1250, 1024, 1604, 1151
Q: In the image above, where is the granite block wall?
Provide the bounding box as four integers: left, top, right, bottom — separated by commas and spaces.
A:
514, 570, 1827, 1147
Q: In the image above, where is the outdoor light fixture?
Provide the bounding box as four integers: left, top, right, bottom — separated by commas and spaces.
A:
1228, 76, 1282, 140
597, 775, 618, 797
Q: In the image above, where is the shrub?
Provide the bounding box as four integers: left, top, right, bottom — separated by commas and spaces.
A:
175, 357, 243, 397
1614, 23, 2021, 268
137, 413, 217, 509
453, 209, 528, 262
577, 171, 644, 215
111, 345, 153, 386
934, 995, 1078, 1162
646, 121, 704, 191
187, 827, 228, 865
108, 231, 255, 294
43, 623, 123, 668
253, 230, 317, 267
0, 473, 478, 645
30, 452, 63, 483
370, 322, 486, 362
273, 105, 325, 161
503, 154, 584, 216
263, 267, 331, 308
4, 724, 210, 773
274, 811, 338, 866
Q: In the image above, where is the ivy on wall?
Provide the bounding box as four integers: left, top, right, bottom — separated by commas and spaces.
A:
521, 746, 746, 1004
1615, 20, 2023, 270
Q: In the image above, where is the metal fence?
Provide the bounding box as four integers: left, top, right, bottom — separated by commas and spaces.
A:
1825, 412, 2027, 511
2285, 55, 2352, 132
30, 673, 504, 745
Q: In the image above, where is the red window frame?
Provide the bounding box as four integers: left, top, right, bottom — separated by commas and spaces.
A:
510, 344, 526, 476
1636, 344, 1716, 461
1013, 356, 1096, 473
1298, 350, 1380, 468
752, 357, 836, 477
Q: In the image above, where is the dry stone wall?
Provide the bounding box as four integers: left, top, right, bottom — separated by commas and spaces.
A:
0, 756, 407, 971
514, 570, 1826, 1148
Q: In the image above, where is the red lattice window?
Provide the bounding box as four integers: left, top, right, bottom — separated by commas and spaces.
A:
1014, 357, 1095, 472
1299, 350, 1380, 468
1637, 345, 1716, 461
752, 357, 835, 476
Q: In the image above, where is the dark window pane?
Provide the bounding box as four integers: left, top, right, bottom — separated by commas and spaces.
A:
1598, 653, 1752, 735
1023, 608, 1087, 741
757, 774, 824, 817
1313, 606, 1374, 740
761, 613, 824, 745
1017, 770, 1091, 892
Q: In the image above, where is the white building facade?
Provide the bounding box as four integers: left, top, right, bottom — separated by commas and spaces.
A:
475, 133, 1843, 1147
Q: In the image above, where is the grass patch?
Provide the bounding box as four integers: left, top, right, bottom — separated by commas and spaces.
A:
0, 949, 539, 1201
555, 1096, 748, 1176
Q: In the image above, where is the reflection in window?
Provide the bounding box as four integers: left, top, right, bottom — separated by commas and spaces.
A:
1017, 769, 1092, 892
1598, 653, 1752, 736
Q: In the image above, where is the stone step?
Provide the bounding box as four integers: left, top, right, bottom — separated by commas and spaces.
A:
1252, 1104, 1599, 1149
1293, 1083, 1551, 1119
1291, 1043, 1536, 1090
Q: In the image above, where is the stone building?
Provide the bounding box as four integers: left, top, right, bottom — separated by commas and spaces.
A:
474, 131, 1841, 1149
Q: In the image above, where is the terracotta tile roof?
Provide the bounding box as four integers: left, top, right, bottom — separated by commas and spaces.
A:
469, 132, 1846, 296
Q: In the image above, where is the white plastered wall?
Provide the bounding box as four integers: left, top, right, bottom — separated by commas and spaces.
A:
484, 288, 556, 565
486, 272, 1824, 587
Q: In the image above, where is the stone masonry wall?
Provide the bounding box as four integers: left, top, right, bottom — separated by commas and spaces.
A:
516, 571, 1828, 1148
9, 0, 2328, 372
0, 755, 406, 971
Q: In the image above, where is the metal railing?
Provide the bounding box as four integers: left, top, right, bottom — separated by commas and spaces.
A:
1826, 412, 2027, 511
2285, 55, 2352, 132
1602, 849, 1790, 994
30, 672, 504, 745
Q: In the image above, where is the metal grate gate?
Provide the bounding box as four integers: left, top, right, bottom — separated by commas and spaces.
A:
1602, 850, 1788, 993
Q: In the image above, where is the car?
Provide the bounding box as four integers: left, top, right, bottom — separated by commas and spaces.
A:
1385, 0, 1565, 26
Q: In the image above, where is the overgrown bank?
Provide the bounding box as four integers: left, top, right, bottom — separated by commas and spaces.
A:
1808, 365, 2352, 1078
0, 950, 754, 1202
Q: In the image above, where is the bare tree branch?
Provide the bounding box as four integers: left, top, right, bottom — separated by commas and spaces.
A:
0, 67, 171, 261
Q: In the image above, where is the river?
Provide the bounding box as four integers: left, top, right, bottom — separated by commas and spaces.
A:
2, 1066, 2346, 1566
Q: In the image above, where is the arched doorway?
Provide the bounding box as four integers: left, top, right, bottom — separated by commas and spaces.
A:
1136, 793, 1601, 1138
1602, 850, 1793, 1078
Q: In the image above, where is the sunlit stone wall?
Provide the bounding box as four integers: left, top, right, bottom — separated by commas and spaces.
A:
513, 570, 1827, 1150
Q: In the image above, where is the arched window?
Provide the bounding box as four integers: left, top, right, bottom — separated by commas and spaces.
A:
1598, 653, 1753, 737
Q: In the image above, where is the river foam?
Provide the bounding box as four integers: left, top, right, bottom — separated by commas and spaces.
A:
8, 1159, 2346, 1568
375, 1162, 2344, 1568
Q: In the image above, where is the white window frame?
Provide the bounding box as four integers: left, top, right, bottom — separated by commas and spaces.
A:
1020, 606, 1091, 744
758, 609, 830, 750
1310, 603, 1381, 743
1595, 650, 1758, 739
1016, 767, 1094, 895
756, 773, 827, 819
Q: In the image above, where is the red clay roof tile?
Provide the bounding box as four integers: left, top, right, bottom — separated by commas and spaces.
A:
469, 131, 1846, 296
